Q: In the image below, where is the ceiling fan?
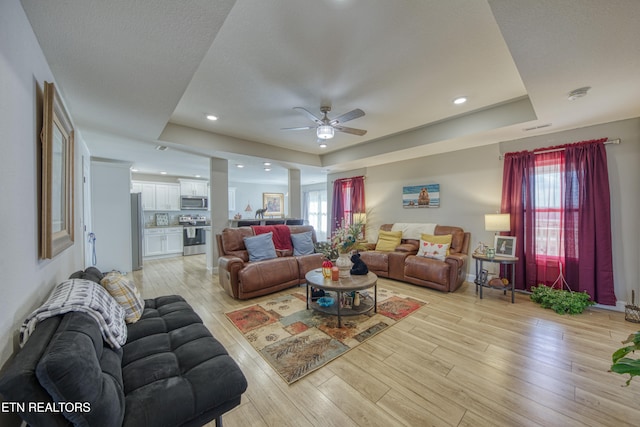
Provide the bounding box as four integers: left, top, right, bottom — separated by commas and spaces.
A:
281, 106, 367, 142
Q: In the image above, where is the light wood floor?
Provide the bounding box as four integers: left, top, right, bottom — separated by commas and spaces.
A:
130, 255, 640, 427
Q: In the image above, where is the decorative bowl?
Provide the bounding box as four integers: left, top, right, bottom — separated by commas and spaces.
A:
317, 297, 334, 307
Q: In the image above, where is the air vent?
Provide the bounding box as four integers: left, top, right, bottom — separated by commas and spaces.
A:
523, 123, 552, 132
568, 86, 591, 101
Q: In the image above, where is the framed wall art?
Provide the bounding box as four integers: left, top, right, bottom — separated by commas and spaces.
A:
263, 192, 284, 217
402, 184, 440, 208
40, 81, 75, 259
494, 236, 516, 258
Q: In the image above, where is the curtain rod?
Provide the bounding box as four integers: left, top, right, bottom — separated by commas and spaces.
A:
499, 138, 620, 160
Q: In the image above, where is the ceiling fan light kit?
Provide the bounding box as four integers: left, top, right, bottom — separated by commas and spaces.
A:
317, 124, 334, 139
281, 105, 367, 143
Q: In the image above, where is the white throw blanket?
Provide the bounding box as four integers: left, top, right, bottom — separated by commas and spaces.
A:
391, 223, 437, 240
20, 279, 127, 349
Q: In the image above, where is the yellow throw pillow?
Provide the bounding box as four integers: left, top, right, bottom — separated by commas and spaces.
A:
418, 233, 452, 258
100, 271, 145, 323
375, 230, 403, 252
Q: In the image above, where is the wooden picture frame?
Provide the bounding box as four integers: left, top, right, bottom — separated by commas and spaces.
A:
262, 192, 284, 217
494, 235, 516, 258
40, 81, 74, 259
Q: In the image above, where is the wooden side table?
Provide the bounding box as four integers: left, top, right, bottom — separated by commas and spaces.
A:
472, 253, 519, 303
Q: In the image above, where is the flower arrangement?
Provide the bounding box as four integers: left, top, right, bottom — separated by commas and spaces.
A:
331, 219, 364, 254
314, 219, 365, 260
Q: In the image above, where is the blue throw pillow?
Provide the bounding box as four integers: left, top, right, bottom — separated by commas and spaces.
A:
244, 232, 277, 261
291, 231, 315, 256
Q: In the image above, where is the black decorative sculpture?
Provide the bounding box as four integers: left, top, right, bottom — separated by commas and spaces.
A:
350, 253, 368, 275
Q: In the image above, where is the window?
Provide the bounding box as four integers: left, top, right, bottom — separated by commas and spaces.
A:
304, 190, 327, 242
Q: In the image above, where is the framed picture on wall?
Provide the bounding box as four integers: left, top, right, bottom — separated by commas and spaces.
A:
263, 193, 284, 217
40, 81, 75, 259
402, 184, 440, 208
494, 236, 516, 258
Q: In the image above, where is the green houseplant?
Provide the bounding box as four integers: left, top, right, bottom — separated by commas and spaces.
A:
611, 331, 640, 386
530, 285, 595, 315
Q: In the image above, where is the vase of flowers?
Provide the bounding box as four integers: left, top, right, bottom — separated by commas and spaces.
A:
331, 220, 365, 278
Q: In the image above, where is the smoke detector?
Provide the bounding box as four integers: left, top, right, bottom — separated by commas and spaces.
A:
568, 86, 591, 101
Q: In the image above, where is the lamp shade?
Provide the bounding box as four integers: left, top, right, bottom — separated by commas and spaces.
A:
485, 213, 511, 232
353, 212, 367, 224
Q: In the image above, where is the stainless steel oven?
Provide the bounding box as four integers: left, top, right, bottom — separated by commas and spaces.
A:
183, 226, 206, 256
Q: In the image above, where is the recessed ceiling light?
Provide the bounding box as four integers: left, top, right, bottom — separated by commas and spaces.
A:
453, 96, 467, 105
160, 171, 167, 175
264, 167, 271, 172
205, 114, 218, 121
567, 86, 591, 101
131, 168, 139, 172
194, 175, 201, 178
263, 162, 271, 166
236, 164, 244, 168
319, 142, 328, 148
155, 145, 169, 151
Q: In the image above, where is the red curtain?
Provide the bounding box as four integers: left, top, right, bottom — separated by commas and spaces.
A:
331, 176, 365, 235
501, 150, 536, 290
564, 141, 616, 305
501, 139, 615, 305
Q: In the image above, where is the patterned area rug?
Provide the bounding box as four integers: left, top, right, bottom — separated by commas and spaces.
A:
225, 287, 427, 384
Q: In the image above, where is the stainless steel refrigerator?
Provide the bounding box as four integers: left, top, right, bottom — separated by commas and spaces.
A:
131, 193, 144, 270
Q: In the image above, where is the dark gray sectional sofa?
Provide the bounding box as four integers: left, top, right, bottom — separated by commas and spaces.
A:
0, 294, 247, 426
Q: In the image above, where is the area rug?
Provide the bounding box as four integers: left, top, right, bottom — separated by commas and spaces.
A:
225, 287, 427, 384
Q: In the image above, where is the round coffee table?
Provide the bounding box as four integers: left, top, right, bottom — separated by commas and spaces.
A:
305, 270, 378, 327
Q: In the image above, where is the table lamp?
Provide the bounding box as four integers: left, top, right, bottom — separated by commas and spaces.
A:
485, 213, 511, 234
484, 213, 511, 258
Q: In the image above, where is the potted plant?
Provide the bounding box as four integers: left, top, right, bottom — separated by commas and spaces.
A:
611, 331, 640, 386
530, 284, 595, 315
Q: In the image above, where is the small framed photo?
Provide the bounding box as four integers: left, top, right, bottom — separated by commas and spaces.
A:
494, 236, 516, 258
341, 295, 353, 309
479, 269, 489, 285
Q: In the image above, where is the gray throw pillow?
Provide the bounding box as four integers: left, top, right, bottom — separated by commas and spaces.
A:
291, 231, 315, 256
244, 232, 277, 261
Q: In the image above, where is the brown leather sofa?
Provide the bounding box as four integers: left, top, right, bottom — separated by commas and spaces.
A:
216, 225, 323, 299
359, 224, 470, 292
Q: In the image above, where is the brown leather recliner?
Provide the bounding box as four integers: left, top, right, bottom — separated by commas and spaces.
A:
216, 225, 323, 299
358, 224, 470, 292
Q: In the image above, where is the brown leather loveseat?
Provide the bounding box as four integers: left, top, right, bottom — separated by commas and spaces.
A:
216, 225, 323, 299
359, 224, 470, 292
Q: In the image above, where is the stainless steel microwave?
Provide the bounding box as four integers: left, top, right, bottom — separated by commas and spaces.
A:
180, 196, 208, 210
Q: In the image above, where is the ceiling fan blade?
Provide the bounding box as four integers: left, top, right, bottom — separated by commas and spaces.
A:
281, 126, 314, 131
330, 108, 365, 125
334, 125, 367, 136
293, 107, 323, 125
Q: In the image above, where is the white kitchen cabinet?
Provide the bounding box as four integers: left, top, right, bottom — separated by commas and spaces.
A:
131, 182, 142, 194
144, 227, 183, 257
165, 228, 184, 253
132, 181, 180, 211
141, 183, 156, 210
179, 179, 208, 197
144, 233, 165, 257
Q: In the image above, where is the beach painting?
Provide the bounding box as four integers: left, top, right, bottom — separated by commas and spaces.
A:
402, 184, 440, 208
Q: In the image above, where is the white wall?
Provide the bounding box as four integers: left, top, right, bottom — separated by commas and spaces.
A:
360, 118, 639, 309
0, 0, 85, 367
230, 181, 289, 219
